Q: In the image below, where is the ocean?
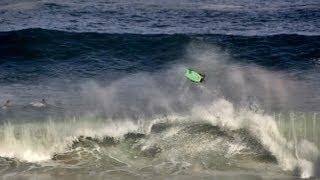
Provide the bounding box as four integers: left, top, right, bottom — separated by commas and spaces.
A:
0, 0, 319, 179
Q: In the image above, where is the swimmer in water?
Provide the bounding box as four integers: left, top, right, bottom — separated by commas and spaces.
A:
41, 98, 47, 105
30, 98, 47, 107
2, 100, 11, 109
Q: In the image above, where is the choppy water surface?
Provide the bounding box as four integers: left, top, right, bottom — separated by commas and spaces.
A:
0, 0, 320, 179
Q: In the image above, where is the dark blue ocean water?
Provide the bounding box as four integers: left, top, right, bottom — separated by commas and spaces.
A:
1, 0, 319, 35
0, 1, 319, 179
0, 29, 319, 112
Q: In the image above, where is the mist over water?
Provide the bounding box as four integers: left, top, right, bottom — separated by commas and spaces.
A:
0, 0, 320, 179
0, 35, 319, 179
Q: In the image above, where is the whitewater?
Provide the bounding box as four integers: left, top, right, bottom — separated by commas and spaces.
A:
0, 0, 320, 179
0, 40, 319, 179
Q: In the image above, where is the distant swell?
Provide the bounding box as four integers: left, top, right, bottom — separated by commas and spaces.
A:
0, 28, 319, 69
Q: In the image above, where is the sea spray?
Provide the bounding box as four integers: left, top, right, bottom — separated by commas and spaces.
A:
0, 118, 139, 162
191, 98, 319, 178
0, 105, 318, 178
0, 34, 319, 179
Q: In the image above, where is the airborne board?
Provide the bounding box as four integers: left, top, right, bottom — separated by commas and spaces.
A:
185, 69, 204, 83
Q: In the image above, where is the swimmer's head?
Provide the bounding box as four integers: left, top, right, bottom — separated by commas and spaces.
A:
4, 100, 11, 107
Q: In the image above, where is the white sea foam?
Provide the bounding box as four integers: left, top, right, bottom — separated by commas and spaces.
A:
0, 119, 139, 162
191, 98, 319, 178
0, 42, 318, 178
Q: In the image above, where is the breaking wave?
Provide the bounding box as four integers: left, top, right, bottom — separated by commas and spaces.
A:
0, 29, 319, 178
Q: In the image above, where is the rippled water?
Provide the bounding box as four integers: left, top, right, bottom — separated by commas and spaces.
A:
0, 0, 319, 179
0, 0, 319, 35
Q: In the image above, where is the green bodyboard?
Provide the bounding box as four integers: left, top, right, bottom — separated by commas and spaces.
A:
185, 69, 204, 82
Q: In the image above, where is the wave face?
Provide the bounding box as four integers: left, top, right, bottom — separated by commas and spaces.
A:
0, 29, 320, 179
0, 29, 319, 111
0, 0, 320, 35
